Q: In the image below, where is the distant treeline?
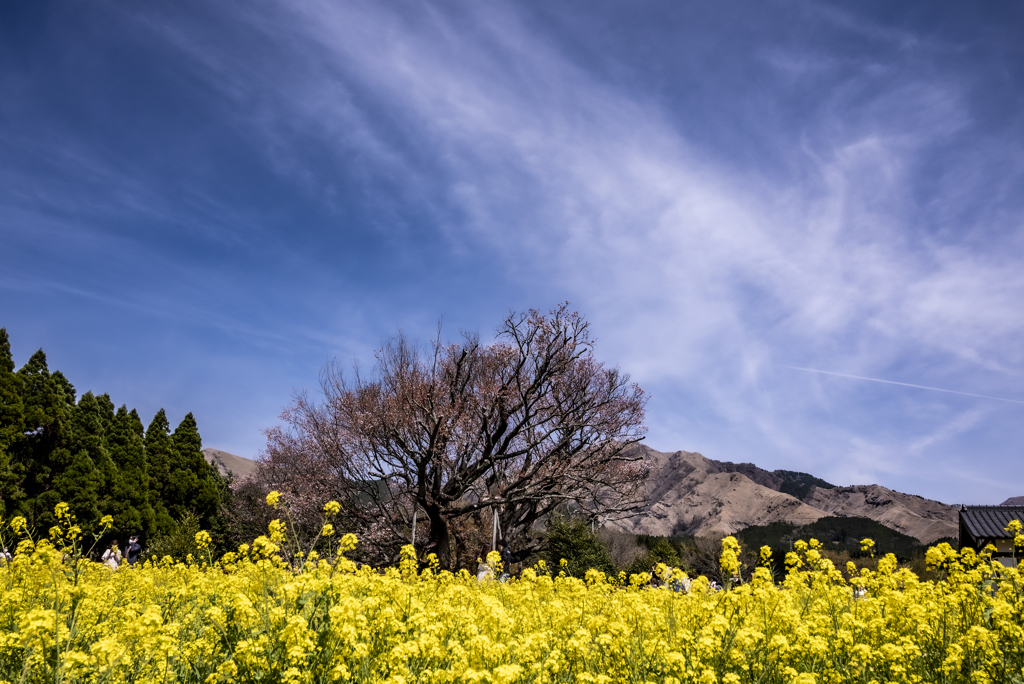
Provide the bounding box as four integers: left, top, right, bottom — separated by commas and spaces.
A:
734, 516, 953, 563
547, 515, 957, 584
0, 328, 226, 544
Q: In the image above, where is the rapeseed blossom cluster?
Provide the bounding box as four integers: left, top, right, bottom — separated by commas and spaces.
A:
0, 506, 1021, 683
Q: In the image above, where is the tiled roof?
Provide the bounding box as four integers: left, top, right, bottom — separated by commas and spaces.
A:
960, 506, 1024, 540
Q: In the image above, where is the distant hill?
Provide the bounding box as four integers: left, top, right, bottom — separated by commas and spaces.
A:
612, 446, 958, 543
202, 448, 258, 480
736, 516, 931, 561
1001, 496, 1024, 506
803, 484, 959, 544
712, 460, 837, 501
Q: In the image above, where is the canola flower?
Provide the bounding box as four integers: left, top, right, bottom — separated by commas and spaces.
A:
0, 507, 1022, 683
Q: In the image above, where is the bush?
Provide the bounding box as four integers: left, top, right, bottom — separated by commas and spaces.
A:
545, 518, 614, 578
146, 511, 203, 562
625, 536, 684, 576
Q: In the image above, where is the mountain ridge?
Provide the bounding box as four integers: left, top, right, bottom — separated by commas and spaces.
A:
202, 448, 258, 480
615, 446, 959, 543
202, 444, 972, 543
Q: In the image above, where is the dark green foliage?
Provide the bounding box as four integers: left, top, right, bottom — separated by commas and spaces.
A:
128, 409, 144, 437
715, 461, 835, 501
145, 409, 178, 536
18, 350, 58, 430
733, 521, 798, 549
53, 447, 105, 529
206, 470, 235, 551
147, 511, 203, 562
636, 535, 683, 562
105, 406, 156, 539
0, 329, 14, 375
55, 392, 114, 528
169, 413, 222, 530
736, 516, 925, 561
13, 350, 77, 527
94, 393, 116, 432
803, 516, 922, 558
618, 516, 931, 584
775, 470, 836, 500
626, 535, 684, 575
0, 329, 25, 515
0, 329, 226, 544
546, 518, 615, 578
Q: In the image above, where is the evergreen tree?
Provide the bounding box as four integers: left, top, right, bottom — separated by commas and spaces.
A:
88, 394, 119, 501
56, 392, 115, 533
128, 408, 145, 438
545, 518, 616, 579
0, 329, 25, 515
50, 371, 77, 407
169, 413, 222, 529
144, 409, 178, 536
14, 350, 76, 525
51, 445, 105, 533
94, 393, 116, 434
105, 405, 156, 540
0, 333, 219, 542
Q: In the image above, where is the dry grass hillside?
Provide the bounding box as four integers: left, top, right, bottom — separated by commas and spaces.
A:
202, 448, 258, 480
803, 484, 957, 544
614, 446, 958, 543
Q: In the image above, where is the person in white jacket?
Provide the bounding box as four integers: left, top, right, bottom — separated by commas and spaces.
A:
476, 545, 493, 581
101, 540, 121, 570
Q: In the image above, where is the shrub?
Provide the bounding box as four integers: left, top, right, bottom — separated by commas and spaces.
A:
545, 517, 614, 578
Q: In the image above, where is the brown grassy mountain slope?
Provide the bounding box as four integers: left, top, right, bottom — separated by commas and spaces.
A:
803, 485, 957, 543
614, 447, 826, 538
615, 446, 958, 543
202, 448, 258, 480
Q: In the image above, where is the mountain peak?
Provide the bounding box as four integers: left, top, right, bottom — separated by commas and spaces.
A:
202, 448, 258, 480
616, 446, 957, 543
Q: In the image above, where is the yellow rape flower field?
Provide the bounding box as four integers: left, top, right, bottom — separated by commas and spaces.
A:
1, 505, 1023, 684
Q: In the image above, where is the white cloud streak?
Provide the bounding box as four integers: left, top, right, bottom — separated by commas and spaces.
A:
784, 366, 1024, 405
126, 0, 1024, 501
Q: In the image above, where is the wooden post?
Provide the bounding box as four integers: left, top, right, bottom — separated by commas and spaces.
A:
491, 505, 498, 552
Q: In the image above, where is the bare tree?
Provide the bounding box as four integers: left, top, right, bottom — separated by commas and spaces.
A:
257, 305, 648, 568
597, 527, 646, 569
678, 535, 727, 582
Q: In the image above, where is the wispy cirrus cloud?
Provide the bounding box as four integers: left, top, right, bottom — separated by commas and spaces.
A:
786, 367, 1024, 405
247, 0, 1024, 499
3, 0, 1023, 501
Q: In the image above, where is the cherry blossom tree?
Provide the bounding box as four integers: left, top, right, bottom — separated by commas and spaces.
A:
258, 305, 648, 568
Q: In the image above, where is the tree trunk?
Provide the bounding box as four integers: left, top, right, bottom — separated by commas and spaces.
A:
425, 503, 452, 569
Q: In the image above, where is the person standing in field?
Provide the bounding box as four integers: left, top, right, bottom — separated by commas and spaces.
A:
649, 564, 662, 588
125, 535, 142, 567
476, 545, 493, 581
498, 541, 513, 581
101, 540, 121, 570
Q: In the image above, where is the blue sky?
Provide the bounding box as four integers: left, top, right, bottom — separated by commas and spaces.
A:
2, 0, 1023, 505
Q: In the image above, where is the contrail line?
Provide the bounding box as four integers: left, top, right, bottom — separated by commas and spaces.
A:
784, 366, 1024, 405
